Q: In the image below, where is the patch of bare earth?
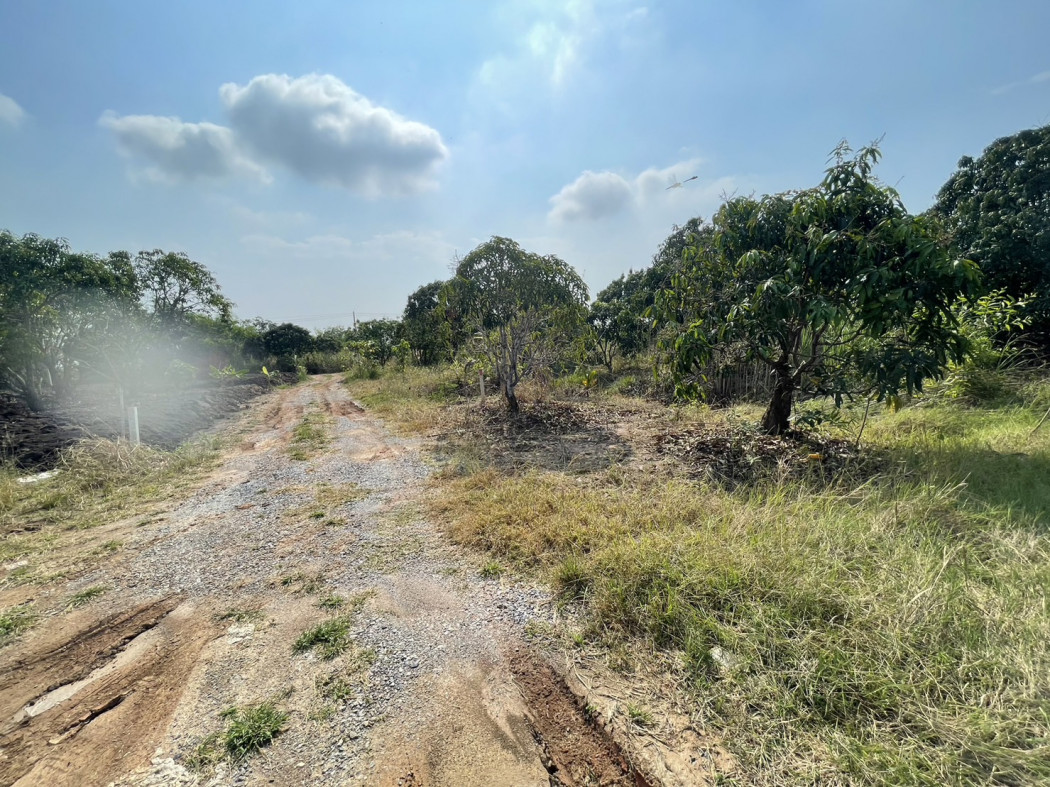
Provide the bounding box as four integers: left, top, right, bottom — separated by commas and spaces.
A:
1, 376, 658, 786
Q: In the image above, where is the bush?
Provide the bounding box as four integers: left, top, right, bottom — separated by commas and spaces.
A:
301, 350, 358, 375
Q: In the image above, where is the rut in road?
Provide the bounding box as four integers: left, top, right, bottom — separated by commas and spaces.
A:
2, 374, 645, 787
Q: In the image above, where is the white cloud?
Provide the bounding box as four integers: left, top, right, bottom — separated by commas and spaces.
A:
991, 68, 1050, 95
549, 170, 633, 222
98, 112, 268, 183
548, 157, 708, 222
0, 92, 26, 127
220, 74, 448, 196
474, 0, 650, 107
100, 74, 447, 195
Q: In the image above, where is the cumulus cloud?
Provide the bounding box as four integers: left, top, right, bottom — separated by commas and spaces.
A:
548, 170, 633, 222
0, 92, 26, 127
220, 74, 448, 196
548, 157, 705, 222
99, 74, 447, 195
634, 158, 704, 197
98, 112, 268, 183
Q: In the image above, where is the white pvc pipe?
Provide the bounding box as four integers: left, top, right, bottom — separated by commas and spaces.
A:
127, 406, 140, 446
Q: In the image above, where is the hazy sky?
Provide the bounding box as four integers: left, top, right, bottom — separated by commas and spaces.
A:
2, 1, 1048, 329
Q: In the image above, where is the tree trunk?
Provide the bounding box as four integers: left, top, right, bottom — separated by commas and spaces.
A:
761, 372, 793, 435
504, 379, 519, 412
21, 376, 45, 413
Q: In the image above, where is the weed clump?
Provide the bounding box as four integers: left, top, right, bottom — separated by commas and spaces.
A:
0, 604, 36, 644
186, 701, 288, 770
294, 617, 353, 660
66, 585, 106, 609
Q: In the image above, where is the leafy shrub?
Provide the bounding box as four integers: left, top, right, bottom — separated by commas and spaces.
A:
301, 350, 358, 374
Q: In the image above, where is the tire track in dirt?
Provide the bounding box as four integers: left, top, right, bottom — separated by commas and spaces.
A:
0, 599, 215, 786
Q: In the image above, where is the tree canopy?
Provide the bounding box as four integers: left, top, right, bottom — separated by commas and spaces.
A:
444, 236, 587, 411
134, 249, 233, 326
401, 281, 448, 365
587, 217, 711, 370
262, 323, 314, 357
658, 144, 980, 434
931, 124, 1050, 341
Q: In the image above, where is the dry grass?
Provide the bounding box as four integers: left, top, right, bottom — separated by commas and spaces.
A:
0, 437, 221, 581
342, 365, 461, 435
395, 365, 1050, 785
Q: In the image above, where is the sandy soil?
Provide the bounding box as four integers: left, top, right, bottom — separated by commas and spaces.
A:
0, 375, 669, 787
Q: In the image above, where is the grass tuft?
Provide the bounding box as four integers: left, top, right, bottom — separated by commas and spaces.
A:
187, 701, 288, 769
0, 604, 36, 644
66, 585, 106, 610
294, 616, 353, 660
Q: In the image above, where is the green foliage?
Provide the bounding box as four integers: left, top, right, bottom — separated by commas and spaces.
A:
262, 322, 313, 357
0, 231, 247, 410
0, 232, 139, 408
938, 290, 1031, 402
312, 326, 346, 354
443, 236, 588, 411
348, 318, 403, 366
587, 218, 711, 373
300, 349, 359, 374
931, 124, 1050, 339
133, 249, 232, 325
293, 616, 353, 660
188, 702, 288, 769
657, 144, 979, 434
0, 604, 37, 644
402, 280, 451, 365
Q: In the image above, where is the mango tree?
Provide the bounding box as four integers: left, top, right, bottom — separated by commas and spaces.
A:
931, 124, 1050, 341
658, 144, 980, 434
444, 236, 587, 412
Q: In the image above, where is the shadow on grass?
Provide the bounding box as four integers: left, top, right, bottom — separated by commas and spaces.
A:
896, 442, 1050, 532
437, 400, 634, 474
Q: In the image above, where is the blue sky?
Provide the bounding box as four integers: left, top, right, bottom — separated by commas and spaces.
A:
1, 0, 1048, 329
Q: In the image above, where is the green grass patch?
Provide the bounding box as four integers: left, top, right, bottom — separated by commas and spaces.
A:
316, 593, 345, 610
293, 616, 353, 660
187, 701, 288, 769
0, 604, 36, 645
279, 571, 326, 595
289, 410, 329, 460
66, 585, 106, 609
431, 400, 1050, 785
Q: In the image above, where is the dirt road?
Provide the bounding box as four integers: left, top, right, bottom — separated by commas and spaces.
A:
0, 375, 644, 786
